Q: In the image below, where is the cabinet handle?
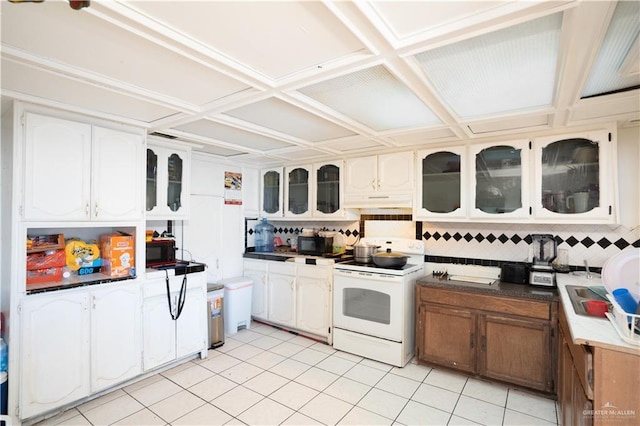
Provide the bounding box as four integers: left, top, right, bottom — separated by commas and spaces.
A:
371, 179, 376, 190
92, 295, 96, 310
95, 202, 99, 217
481, 335, 486, 352
470, 333, 474, 349
377, 179, 380, 189
85, 202, 90, 217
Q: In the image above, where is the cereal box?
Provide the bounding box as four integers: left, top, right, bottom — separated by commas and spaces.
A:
100, 233, 135, 277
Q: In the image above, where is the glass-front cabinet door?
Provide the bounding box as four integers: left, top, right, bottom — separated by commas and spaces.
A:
415, 147, 467, 220
533, 129, 614, 222
469, 140, 530, 219
146, 144, 190, 219
285, 165, 312, 218
314, 161, 343, 218
261, 167, 283, 217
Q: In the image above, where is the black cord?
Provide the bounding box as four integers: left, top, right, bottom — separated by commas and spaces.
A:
165, 269, 188, 320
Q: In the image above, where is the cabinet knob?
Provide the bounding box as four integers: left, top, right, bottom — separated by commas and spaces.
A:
85, 202, 90, 217
95, 202, 99, 217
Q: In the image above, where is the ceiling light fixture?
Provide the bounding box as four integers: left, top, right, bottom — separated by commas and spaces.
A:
7, 0, 90, 10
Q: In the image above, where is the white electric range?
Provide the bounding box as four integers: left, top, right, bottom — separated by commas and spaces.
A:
333, 238, 425, 367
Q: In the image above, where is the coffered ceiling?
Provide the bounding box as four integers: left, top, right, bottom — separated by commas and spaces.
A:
1, 1, 639, 166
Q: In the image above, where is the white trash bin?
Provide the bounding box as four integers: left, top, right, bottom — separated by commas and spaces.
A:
221, 277, 253, 335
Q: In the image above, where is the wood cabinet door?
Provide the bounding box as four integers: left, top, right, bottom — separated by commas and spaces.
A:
418, 303, 476, 373
90, 285, 142, 393
21, 293, 90, 419
558, 333, 574, 426
23, 113, 92, 220
92, 126, 142, 220
479, 313, 552, 392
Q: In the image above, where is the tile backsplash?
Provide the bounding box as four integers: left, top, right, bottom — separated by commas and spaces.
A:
245, 217, 639, 268
419, 222, 639, 268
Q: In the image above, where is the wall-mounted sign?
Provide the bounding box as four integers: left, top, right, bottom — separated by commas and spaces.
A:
224, 171, 242, 205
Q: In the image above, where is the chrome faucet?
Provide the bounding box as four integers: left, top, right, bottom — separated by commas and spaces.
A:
584, 259, 592, 279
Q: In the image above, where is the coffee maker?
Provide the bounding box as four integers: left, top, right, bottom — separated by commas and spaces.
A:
529, 234, 557, 287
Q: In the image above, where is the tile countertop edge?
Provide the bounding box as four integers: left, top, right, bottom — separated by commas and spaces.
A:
556, 274, 640, 356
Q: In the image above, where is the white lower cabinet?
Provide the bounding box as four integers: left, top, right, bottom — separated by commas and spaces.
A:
143, 272, 206, 371
90, 285, 142, 393
20, 283, 141, 420
21, 293, 90, 419
244, 259, 332, 342
296, 265, 332, 339
267, 263, 296, 328
244, 260, 268, 321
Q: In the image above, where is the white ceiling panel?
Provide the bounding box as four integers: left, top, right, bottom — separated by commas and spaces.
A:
468, 114, 549, 134
367, 1, 505, 41
581, 1, 640, 98
414, 12, 562, 119
224, 98, 356, 142
1, 59, 179, 123
1, 1, 250, 106
126, 0, 367, 80
298, 65, 441, 131
389, 128, 458, 146
173, 119, 294, 152
1, 1, 637, 165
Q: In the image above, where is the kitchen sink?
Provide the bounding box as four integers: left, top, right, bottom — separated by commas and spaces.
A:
565, 285, 611, 319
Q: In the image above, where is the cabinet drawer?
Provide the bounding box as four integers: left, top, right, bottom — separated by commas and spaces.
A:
559, 305, 593, 399
419, 286, 551, 320
297, 264, 331, 280
269, 262, 296, 275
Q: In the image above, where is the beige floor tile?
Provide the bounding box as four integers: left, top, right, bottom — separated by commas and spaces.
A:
294, 366, 339, 391
172, 403, 233, 426
338, 406, 393, 425
82, 394, 145, 425
324, 377, 371, 405
198, 352, 241, 373
126, 376, 183, 406
162, 363, 215, 388
357, 388, 409, 420
112, 407, 166, 425
188, 374, 237, 402
269, 358, 310, 380
237, 398, 294, 426
375, 373, 421, 399
246, 349, 286, 370
299, 393, 354, 425
396, 400, 451, 426
269, 381, 319, 411
77, 389, 127, 414
147, 389, 206, 423
243, 370, 290, 396
452, 395, 506, 425
219, 361, 264, 384
211, 385, 263, 417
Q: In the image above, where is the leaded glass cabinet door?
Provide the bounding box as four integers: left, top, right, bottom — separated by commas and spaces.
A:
166, 153, 183, 213
285, 165, 312, 218
533, 129, 614, 223
469, 140, 530, 219
261, 167, 283, 218
146, 148, 158, 212
415, 147, 467, 220
314, 161, 343, 218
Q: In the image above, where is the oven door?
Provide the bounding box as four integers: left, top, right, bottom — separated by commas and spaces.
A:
333, 270, 403, 341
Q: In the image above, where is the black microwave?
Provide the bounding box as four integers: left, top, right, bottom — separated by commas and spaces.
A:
297, 236, 333, 256
146, 239, 176, 267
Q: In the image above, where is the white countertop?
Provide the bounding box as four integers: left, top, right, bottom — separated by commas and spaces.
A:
557, 273, 640, 355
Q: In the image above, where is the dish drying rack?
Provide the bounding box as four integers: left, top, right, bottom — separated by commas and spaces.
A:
605, 294, 640, 346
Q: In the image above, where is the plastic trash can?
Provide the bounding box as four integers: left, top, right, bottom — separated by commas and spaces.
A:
221, 277, 253, 335
206, 283, 225, 348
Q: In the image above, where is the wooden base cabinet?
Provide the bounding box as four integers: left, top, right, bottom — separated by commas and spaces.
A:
416, 286, 557, 394
557, 305, 640, 426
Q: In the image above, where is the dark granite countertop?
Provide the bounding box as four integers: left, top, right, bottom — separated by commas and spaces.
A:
243, 252, 298, 262
417, 275, 558, 302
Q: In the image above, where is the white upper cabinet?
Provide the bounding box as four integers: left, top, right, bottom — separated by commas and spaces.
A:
260, 167, 284, 218
344, 152, 414, 207
146, 142, 191, 219
532, 129, 616, 223
469, 140, 530, 220
313, 161, 344, 219
284, 164, 313, 218
23, 113, 143, 221
242, 167, 260, 218
415, 146, 467, 220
